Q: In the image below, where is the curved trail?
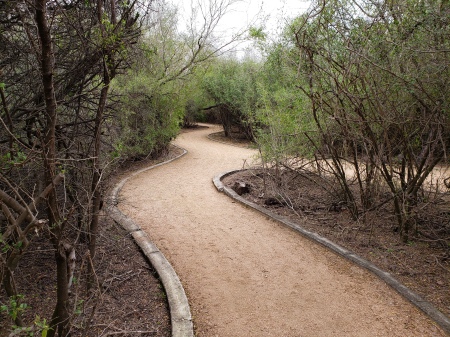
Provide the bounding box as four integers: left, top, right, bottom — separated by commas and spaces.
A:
119, 125, 445, 337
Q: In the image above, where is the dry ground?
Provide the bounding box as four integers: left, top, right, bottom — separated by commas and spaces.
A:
0, 151, 178, 337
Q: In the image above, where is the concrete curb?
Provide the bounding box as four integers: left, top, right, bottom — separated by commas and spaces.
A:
106, 146, 194, 337
213, 169, 450, 335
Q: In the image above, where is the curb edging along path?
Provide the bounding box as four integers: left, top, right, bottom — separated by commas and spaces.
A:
106, 147, 194, 337
213, 170, 450, 335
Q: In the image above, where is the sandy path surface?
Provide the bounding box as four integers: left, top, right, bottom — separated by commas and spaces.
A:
119, 125, 446, 337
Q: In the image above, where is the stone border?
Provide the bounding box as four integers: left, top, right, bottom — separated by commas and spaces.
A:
213, 169, 450, 335
106, 146, 194, 337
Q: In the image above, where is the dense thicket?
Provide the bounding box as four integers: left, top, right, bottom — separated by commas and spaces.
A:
201, 0, 449, 245
201, 58, 260, 139
0, 0, 146, 334
290, 0, 450, 243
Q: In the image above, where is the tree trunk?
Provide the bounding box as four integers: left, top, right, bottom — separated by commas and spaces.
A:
88, 85, 108, 276
88, 0, 116, 287
35, 0, 69, 335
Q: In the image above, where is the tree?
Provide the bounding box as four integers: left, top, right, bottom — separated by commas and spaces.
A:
201, 57, 260, 139
0, 0, 144, 334
288, 0, 450, 241
111, 0, 243, 159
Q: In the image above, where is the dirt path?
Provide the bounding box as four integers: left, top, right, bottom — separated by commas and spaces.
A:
118, 125, 446, 337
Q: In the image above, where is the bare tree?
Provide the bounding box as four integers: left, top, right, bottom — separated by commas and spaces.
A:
291, 0, 449, 242
0, 0, 144, 334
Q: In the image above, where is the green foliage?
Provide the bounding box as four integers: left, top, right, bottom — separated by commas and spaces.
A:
179, 66, 214, 126
34, 316, 50, 337
112, 31, 189, 159
110, 0, 228, 159
255, 85, 311, 164
0, 298, 51, 337
0, 233, 25, 255
202, 58, 261, 139
248, 26, 266, 41
1, 295, 28, 321
0, 233, 8, 253
287, 0, 450, 240
0, 148, 27, 171
74, 300, 84, 315
183, 99, 202, 126
111, 69, 182, 160
198, 40, 315, 156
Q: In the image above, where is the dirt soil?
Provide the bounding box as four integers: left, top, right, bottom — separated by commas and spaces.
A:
118, 124, 449, 337
0, 152, 177, 336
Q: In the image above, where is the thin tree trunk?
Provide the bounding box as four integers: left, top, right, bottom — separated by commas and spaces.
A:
89, 84, 108, 267
88, 0, 116, 287
0, 85, 14, 159
35, 0, 69, 335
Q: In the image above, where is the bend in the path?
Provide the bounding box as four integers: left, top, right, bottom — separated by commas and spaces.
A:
119, 124, 447, 337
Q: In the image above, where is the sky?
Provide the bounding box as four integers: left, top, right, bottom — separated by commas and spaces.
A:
169, 0, 311, 56
215, 0, 310, 34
